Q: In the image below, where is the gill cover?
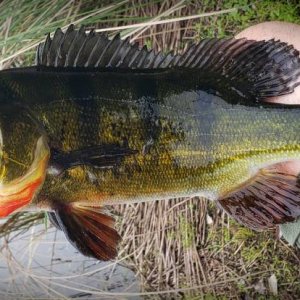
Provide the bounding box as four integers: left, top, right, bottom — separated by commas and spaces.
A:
0, 136, 49, 216
0, 105, 50, 217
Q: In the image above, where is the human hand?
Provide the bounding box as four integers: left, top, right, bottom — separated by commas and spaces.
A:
236, 21, 300, 105
236, 21, 300, 176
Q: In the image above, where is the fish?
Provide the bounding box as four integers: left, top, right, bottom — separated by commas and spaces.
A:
0, 24, 300, 260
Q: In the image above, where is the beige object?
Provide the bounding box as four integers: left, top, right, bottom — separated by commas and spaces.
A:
237, 22, 300, 175
236, 21, 300, 105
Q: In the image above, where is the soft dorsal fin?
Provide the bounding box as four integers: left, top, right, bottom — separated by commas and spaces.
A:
36, 25, 300, 99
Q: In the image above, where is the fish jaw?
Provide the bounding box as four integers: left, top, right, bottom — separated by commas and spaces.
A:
0, 136, 50, 217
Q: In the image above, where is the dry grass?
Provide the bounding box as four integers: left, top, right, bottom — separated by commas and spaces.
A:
115, 198, 208, 293
113, 198, 300, 299
1, 0, 300, 299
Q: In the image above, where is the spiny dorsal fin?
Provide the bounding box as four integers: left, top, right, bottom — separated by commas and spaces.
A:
36, 25, 300, 99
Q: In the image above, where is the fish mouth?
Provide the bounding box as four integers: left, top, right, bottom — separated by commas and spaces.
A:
0, 136, 50, 217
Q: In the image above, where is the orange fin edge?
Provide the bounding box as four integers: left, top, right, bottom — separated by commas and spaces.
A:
0, 178, 42, 217
0, 136, 50, 217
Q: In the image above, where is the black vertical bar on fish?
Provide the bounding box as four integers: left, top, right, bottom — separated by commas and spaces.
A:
134, 77, 161, 156
67, 75, 101, 148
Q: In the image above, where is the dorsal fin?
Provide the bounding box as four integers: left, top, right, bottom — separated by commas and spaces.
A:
35, 25, 300, 99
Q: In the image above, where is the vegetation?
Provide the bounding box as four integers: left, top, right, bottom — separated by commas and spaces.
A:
195, 0, 300, 38
0, 0, 300, 299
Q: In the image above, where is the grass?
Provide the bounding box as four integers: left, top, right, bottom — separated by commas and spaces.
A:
194, 0, 300, 38
0, 0, 300, 299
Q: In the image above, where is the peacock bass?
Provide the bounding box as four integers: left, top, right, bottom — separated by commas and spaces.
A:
0, 25, 300, 260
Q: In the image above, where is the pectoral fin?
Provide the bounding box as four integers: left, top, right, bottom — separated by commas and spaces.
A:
48, 143, 137, 176
50, 203, 120, 260
217, 168, 300, 231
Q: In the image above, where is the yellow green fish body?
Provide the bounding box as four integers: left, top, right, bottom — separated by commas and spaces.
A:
0, 25, 300, 260
33, 88, 300, 204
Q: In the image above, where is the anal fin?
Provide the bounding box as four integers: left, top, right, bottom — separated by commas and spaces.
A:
50, 203, 121, 260
217, 168, 300, 231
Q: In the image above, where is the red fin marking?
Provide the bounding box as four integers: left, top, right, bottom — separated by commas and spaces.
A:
0, 178, 42, 217
0, 136, 50, 217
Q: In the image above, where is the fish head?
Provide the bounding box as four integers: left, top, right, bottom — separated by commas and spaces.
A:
0, 106, 50, 217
